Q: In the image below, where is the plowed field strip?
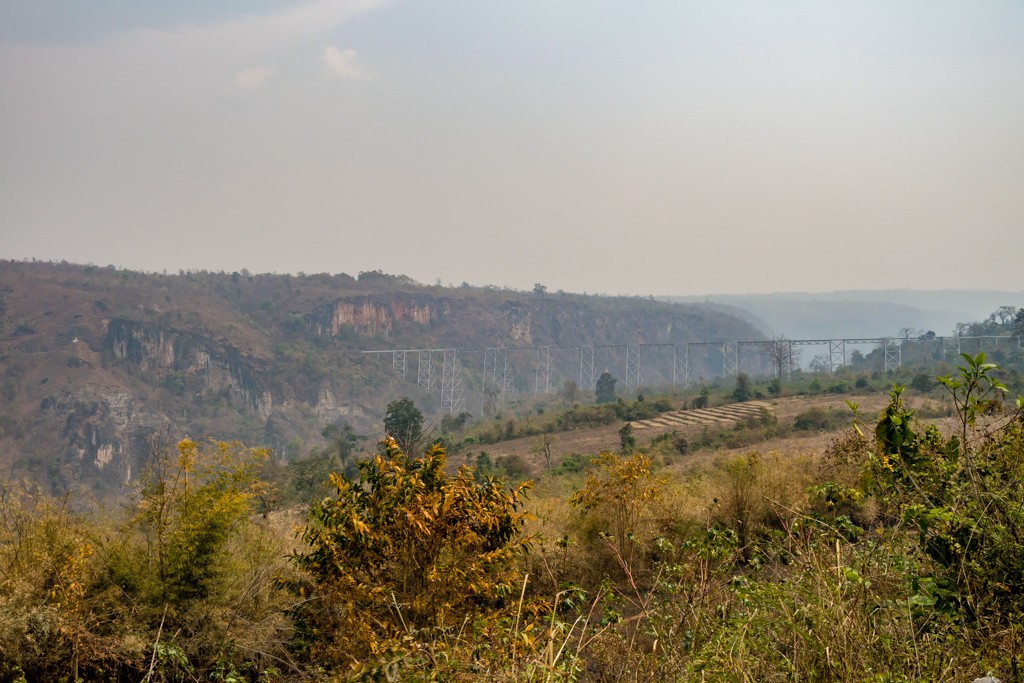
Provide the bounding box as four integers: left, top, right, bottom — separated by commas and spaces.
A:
632, 401, 774, 430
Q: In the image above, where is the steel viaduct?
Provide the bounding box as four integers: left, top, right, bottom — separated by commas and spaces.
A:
362, 335, 1022, 415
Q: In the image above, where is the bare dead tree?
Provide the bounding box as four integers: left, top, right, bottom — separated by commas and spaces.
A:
762, 336, 800, 388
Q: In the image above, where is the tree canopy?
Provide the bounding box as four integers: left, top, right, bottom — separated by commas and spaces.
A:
383, 396, 424, 454
595, 372, 617, 404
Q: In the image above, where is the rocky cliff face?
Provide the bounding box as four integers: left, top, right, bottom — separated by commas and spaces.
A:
306, 295, 449, 338
39, 389, 150, 487
17, 319, 279, 492
105, 318, 273, 417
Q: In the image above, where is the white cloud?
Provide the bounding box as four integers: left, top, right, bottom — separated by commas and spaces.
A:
234, 65, 277, 89
140, 0, 390, 54
322, 45, 377, 80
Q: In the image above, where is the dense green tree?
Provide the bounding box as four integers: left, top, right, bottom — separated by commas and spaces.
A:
910, 372, 933, 393
596, 372, 617, 404
321, 421, 363, 464
733, 372, 752, 402
618, 422, 636, 453
383, 396, 424, 454
285, 451, 343, 502
280, 423, 366, 503
562, 379, 580, 404
993, 305, 1018, 325
440, 410, 472, 434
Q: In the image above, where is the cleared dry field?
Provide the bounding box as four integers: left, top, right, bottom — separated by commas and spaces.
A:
480, 391, 943, 473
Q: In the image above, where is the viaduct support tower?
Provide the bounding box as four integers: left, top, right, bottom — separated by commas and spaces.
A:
440, 349, 465, 415
722, 341, 739, 377
534, 347, 553, 395
417, 350, 435, 390
883, 339, 902, 373
673, 344, 690, 388
625, 345, 644, 388
828, 340, 846, 374
578, 346, 595, 390
482, 347, 514, 411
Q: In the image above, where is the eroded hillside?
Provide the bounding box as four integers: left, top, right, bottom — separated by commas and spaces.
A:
0, 261, 764, 493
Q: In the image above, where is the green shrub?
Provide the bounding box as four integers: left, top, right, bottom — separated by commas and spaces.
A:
910, 372, 934, 393
557, 453, 589, 474
793, 406, 847, 432
873, 355, 1024, 629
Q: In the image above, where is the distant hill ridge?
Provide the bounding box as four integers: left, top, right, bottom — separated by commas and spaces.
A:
663, 289, 1024, 340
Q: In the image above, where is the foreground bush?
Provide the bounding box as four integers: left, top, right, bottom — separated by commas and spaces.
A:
289, 438, 545, 678
0, 439, 293, 682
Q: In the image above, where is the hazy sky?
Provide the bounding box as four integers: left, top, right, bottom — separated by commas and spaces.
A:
2, 1, 1022, 296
